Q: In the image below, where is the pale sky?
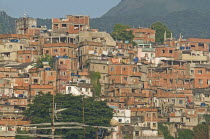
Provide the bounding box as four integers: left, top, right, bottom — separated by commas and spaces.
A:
0, 0, 120, 18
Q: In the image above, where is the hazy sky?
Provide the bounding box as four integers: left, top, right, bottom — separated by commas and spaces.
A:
0, 0, 120, 18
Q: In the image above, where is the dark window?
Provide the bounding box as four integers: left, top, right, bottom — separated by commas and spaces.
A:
62, 24, 67, 27
199, 43, 204, 47
135, 131, 139, 136
34, 79, 38, 83
198, 70, 202, 74
162, 50, 165, 53
169, 50, 173, 53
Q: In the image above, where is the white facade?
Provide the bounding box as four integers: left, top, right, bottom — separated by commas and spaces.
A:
66, 85, 93, 97
113, 109, 131, 124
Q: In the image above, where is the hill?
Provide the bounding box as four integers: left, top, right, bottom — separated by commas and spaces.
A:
90, 0, 210, 38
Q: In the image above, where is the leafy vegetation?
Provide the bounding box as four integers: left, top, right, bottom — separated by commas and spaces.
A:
35, 55, 53, 68
111, 24, 134, 43
193, 124, 208, 139
177, 129, 193, 139
158, 123, 174, 139
151, 22, 172, 43
23, 94, 113, 138
89, 71, 101, 97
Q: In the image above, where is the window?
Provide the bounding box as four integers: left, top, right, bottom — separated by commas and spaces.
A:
34, 79, 38, 84
153, 123, 157, 128
62, 24, 67, 27
133, 67, 137, 72
172, 99, 175, 103
74, 25, 79, 30
198, 70, 202, 74
123, 67, 126, 71
60, 61, 63, 65
54, 49, 58, 53
208, 79, 210, 85
54, 24, 58, 28
46, 50, 49, 54
49, 81, 53, 85
135, 131, 139, 136
169, 50, 173, 53
124, 77, 128, 81
198, 43, 204, 47
20, 46, 23, 49
103, 66, 106, 70
27, 56, 30, 59
182, 71, 185, 75
162, 50, 165, 53
190, 70, 194, 75
110, 67, 114, 72
179, 100, 183, 104
118, 119, 122, 122
63, 49, 66, 52
61, 72, 66, 75
24, 79, 29, 83
199, 79, 203, 85
205, 94, 209, 97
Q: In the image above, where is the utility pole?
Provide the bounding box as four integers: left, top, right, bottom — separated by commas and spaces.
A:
51, 93, 55, 139
96, 127, 98, 139
82, 96, 86, 139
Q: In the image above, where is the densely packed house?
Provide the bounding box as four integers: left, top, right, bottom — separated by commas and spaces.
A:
1, 15, 210, 138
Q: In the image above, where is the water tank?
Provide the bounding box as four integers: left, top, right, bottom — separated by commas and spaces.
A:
186, 47, 190, 50
201, 103, 206, 106
134, 57, 139, 63
180, 47, 185, 50
45, 68, 51, 71
18, 94, 24, 98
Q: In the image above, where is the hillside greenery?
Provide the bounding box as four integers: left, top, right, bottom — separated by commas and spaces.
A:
151, 22, 172, 43
90, 0, 210, 39
111, 24, 134, 43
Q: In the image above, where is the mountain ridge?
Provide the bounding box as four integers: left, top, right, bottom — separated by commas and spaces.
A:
90, 0, 210, 38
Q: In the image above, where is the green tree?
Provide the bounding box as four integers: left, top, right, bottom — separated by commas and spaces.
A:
158, 123, 174, 139
193, 124, 208, 139
111, 24, 134, 43
23, 94, 113, 138
151, 22, 172, 43
177, 129, 193, 139
89, 71, 101, 97
35, 55, 53, 68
